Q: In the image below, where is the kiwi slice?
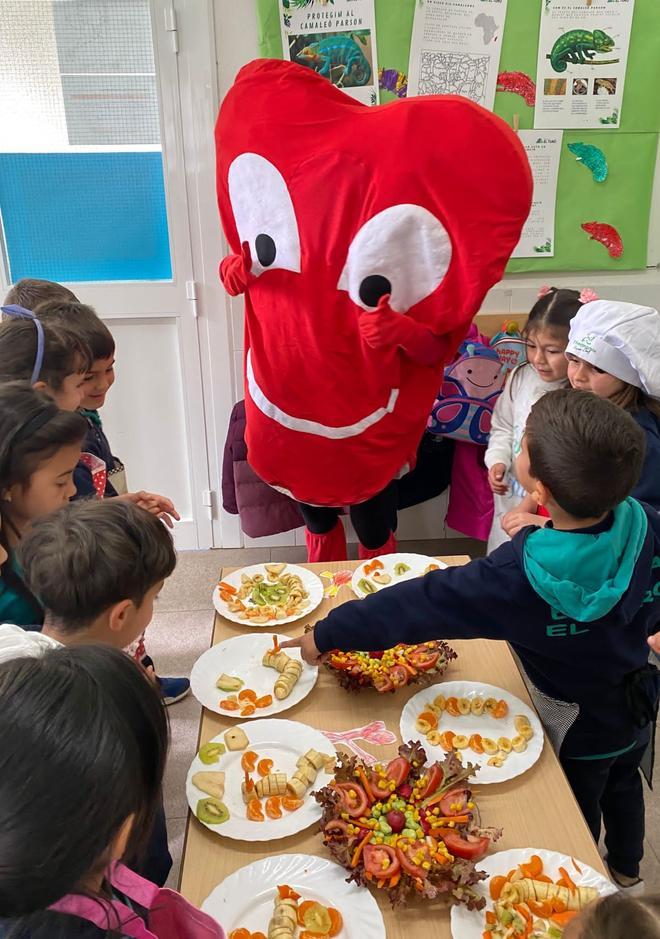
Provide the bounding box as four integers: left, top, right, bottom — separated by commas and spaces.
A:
196, 797, 230, 825
199, 742, 226, 765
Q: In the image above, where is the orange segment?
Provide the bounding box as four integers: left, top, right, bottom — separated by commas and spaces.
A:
327, 908, 343, 937
257, 758, 274, 777
255, 694, 273, 709
238, 688, 257, 703
240, 751, 258, 773
282, 796, 304, 812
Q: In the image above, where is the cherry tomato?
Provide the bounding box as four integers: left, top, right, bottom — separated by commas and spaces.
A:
396, 839, 432, 880
372, 674, 393, 693
439, 786, 471, 817
440, 831, 490, 862
385, 756, 411, 787
408, 649, 440, 671
363, 844, 400, 879
418, 763, 443, 800
334, 782, 369, 818
390, 665, 409, 688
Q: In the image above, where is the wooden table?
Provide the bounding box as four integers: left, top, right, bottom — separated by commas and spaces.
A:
180, 558, 605, 936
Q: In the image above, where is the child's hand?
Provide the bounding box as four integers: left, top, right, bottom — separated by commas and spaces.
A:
219, 241, 255, 296
280, 630, 326, 666
488, 463, 508, 495
648, 632, 660, 656
502, 511, 547, 538
121, 491, 181, 529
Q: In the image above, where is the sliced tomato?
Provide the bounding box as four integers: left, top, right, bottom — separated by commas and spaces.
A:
418, 763, 443, 800
362, 844, 400, 879
323, 818, 349, 837
334, 782, 369, 818
439, 786, 471, 817
385, 756, 410, 788
372, 674, 393, 693
440, 831, 490, 861
396, 839, 432, 880
408, 648, 440, 671
390, 664, 409, 688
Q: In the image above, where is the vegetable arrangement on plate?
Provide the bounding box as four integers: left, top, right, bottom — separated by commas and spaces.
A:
317, 742, 501, 909
325, 641, 456, 694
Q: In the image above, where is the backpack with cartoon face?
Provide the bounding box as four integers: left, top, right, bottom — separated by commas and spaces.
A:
428, 339, 506, 445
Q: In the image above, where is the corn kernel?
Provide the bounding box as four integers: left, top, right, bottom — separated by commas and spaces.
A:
422, 861, 431, 870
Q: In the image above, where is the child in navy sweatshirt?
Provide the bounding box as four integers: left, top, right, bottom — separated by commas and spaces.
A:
284, 388, 660, 892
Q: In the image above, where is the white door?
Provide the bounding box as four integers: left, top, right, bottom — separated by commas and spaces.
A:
0, 0, 213, 549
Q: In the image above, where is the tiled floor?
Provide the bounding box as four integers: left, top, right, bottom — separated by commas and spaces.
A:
150, 546, 659, 892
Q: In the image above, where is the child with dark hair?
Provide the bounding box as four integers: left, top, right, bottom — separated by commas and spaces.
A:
0, 307, 91, 411
2, 283, 188, 703
485, 286, 595, 550
0, 382, 87, 627
0, 645, 226, 938
0, 498, 178, 889
285, 389, 660, 892
34, 299, 125, 498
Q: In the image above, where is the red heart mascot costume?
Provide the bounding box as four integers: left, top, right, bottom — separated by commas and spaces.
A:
216, 59, 532, 561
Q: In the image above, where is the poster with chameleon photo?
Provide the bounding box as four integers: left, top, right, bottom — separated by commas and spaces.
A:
408, 0, 509, 110
535, 0, 635, 129
279, 0, 380, 105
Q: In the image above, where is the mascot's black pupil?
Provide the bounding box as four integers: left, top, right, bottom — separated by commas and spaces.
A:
255, 233, 276, 267
359, 274, 392, 308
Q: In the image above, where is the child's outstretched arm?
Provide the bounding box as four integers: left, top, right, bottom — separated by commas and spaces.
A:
281, 555, 511, 665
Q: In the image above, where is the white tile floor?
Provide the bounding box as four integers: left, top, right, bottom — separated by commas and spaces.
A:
151, 548, 660, 892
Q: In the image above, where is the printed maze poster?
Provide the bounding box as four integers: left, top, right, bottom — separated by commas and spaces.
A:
279, 0, 379, 106
408, 0, 509, 110
535, 0, 635, 129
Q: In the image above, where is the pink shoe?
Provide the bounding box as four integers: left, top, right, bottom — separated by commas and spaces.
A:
305, 520, 347, 562
358, 531, 397, 560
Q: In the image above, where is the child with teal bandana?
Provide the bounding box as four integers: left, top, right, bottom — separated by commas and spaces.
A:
286, 389, 660, 892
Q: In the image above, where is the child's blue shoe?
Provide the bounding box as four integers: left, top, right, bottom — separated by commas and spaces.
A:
158, 674, 191, 706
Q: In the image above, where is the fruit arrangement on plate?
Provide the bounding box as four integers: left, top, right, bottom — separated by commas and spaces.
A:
325, 641, 456, 694
351, 554, 447, 599
229, 884, 344, 939
450, 848, 617, 939
213, 564, 323, 627
316, 741, 501, 909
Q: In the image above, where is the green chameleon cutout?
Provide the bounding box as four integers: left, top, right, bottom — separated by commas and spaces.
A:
547, 29, 619, 73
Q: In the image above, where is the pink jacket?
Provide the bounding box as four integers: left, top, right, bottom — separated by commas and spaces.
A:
50, 863, 225, 939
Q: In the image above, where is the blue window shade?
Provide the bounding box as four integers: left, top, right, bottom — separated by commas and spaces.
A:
0, 151, 172, 282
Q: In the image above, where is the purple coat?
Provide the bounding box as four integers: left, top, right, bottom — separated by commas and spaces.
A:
222, 401, 303, 538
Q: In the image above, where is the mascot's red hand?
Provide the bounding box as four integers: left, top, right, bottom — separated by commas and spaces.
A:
358, 294, 448, 367
219, 240, 255, 296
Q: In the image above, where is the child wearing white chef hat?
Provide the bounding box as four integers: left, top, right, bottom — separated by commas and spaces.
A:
566, 300, 660, 512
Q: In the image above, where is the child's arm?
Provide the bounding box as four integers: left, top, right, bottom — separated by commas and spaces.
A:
282, 554, 513, 664
485, 370, 517, 494
502, 493, 548, 538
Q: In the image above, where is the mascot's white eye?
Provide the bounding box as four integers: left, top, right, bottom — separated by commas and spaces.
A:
227, 153, 301, 275
337, 204, 452, 312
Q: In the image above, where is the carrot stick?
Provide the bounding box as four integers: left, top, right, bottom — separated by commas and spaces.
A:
355, 767, 377, 803
350, 831, 372, 868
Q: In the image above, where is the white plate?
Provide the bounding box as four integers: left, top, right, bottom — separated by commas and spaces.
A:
351, 553, 447, 598
190, 634, 318, 717
214, 563, 324, 626
400, 680, 544, 784
202, 853, 385, 939
186, 718, 335, 841
450, 847, 616, 939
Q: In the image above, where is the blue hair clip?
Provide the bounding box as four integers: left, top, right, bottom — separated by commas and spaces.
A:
1, 304, 45, 385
